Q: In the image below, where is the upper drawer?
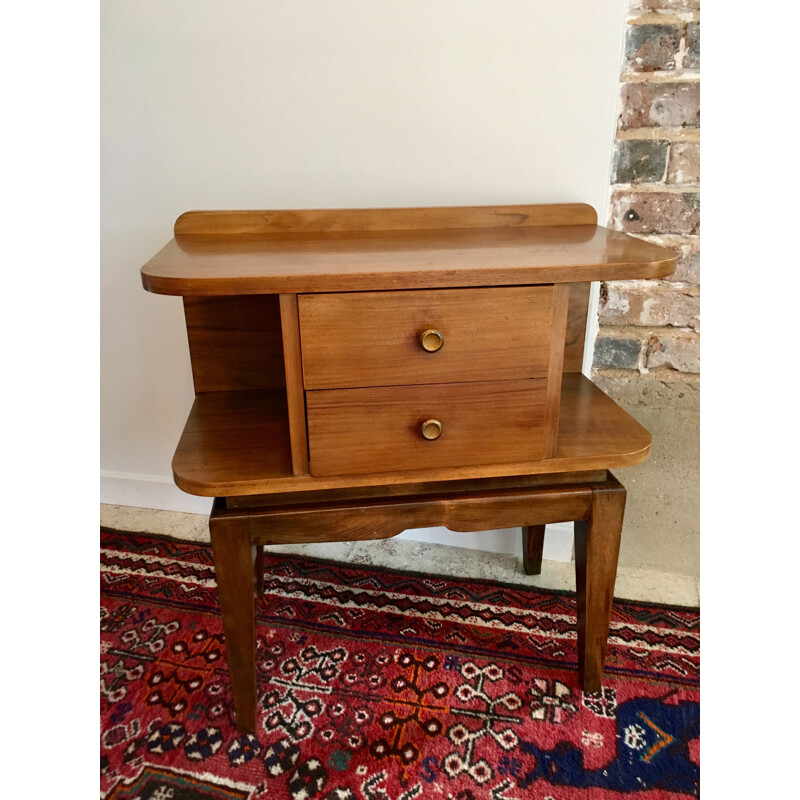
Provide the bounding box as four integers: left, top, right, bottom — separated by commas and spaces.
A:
298, 286, 555, 390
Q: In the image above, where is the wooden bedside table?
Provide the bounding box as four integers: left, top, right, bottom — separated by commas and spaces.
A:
141, 203, 676, 733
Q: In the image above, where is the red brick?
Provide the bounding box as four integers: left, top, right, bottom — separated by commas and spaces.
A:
612, 139, 669, 183
593, 332, 644, 370
638, 0, 699, 9
610, 190, 699, 235
593, 325, 699, 373
645, 329, 699, 372
667, 142, 699, 184
624, 24, 681, 72
599, 282, 699, 329
664, 240, 699, 284
619, 82, 699, 128
684, 22, 700, 69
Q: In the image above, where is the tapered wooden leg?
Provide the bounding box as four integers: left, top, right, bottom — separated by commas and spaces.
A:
574, 474, 626, 692
522, 525, 546, 575
210, 512, 256, 734
255, 546, 265, 595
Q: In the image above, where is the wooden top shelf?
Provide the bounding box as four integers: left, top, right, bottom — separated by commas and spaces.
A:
141, 204, 677, 296
172, 374, 652, 496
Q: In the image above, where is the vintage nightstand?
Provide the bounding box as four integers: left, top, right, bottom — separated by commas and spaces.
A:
141, 203, 676, 733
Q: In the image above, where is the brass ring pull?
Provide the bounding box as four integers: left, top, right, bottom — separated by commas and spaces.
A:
419, 329, 444, 353
420, 419, 443, 441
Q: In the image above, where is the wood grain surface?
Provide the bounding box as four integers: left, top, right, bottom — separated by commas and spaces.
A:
522, 525, 547, 575
172, 389, 294, 492
278, 294, 310, 475
174, 203, 598, 235
574, 474, 626, 692
305, 379, 547, 476
563, 282, 591, 372
298, 286, 554, 390
171, 375, 651, 496
183, 295, 285, 392
209, 510, 256, 733
543, 283, 570, 456
142, 225, 677, 296
242, 486, 593, 546
225, 470, 608, 508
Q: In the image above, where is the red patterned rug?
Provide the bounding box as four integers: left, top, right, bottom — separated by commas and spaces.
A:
100, 528, 699, 799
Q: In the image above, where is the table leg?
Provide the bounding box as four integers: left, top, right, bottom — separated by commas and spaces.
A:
255, 546, 265, 595
209, 513, 257, 734
522, 525, 546, 575
574, 474, 626, 692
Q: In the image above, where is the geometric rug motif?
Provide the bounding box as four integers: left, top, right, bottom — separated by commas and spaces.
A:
101, 528, 699, 799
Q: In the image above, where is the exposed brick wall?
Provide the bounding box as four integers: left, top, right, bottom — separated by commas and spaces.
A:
593, 1, 699, 382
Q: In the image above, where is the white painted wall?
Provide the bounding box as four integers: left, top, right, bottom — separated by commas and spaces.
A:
101, 0, 625, 560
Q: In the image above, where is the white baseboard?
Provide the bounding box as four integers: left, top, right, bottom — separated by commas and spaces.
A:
100, 470, 213, 515
100, 472, 574, 562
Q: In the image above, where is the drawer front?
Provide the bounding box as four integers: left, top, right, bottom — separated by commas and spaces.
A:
306, 379, 547, 477
298, 287, 554, 390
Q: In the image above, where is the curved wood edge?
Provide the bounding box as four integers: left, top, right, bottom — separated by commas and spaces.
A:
141, 256, 677, 297
172, 443, 650, 497
174, 204, 598, 235
170, 376, 652, 497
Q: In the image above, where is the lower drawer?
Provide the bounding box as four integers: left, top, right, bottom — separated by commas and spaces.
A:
306, 379, 547, 477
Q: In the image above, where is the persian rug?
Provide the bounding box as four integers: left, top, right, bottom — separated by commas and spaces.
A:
100, 528, 699, 800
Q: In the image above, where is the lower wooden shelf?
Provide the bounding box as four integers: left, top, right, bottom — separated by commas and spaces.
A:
171, 373, 651, 497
